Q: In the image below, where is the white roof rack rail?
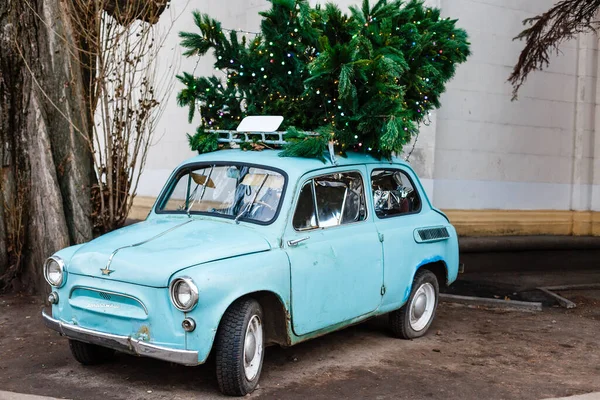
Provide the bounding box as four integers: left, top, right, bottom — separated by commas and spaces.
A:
205, 115, 337, 164
209, 130, 319, 146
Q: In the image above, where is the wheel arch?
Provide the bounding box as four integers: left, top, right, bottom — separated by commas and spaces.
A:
415, 259, 448, 288
220, 290, 291, 348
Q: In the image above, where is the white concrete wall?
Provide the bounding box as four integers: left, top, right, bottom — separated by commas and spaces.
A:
429, 0, 600, 212
140, 0, 600, 213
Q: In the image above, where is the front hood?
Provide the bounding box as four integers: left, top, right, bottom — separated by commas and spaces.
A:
68, 218, 272, 287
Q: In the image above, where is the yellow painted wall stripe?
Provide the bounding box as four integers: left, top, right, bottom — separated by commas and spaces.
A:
444, 210, 600, 237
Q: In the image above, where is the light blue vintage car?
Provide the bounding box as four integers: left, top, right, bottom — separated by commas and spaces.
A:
42, 143, 459, 396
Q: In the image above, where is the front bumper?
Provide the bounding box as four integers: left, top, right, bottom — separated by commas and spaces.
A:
42, 309, 199, 366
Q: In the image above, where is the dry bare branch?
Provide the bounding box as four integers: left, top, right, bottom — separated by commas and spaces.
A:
10, 0, 178, 234
85, 2, 177, 232
510, 0, 600, 100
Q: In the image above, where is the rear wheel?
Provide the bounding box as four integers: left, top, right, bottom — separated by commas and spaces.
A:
389, 269, 439, 339
68, 340, 115, 365
215, 298, 264, 396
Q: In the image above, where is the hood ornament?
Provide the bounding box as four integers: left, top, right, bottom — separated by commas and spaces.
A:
100, 266, 115, 276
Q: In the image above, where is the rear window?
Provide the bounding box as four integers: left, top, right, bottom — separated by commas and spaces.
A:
371, 169, 421, 218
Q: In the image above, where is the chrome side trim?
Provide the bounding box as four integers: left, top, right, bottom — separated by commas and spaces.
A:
105, 220, 193, 270
42, 309, 199, 366
69, 286, 149, 315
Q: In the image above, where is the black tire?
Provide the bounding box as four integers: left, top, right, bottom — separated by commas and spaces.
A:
389, 269, 439, 339
215, 298, 265, 396
68, 339, 115, 365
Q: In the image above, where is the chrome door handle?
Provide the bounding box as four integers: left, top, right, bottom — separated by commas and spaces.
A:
287, 236, 310, 247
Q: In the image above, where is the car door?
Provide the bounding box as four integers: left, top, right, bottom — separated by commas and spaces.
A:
284, 167, 383, 336
369, 166, 425, 309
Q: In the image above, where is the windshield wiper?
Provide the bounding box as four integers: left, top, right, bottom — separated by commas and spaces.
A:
234, 174, 270, 224
187, 165, 214, 218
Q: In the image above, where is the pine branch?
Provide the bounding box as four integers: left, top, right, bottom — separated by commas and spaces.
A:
176, 0, 470, 158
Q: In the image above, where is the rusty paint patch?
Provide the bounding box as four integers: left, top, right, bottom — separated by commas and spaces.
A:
284, 310, 293, 346
135, 325, 151, 342
403, 285, 411, 303
290, 312, 376, 346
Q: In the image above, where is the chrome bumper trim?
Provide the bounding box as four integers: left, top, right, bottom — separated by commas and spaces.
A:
42, 309, 199, 366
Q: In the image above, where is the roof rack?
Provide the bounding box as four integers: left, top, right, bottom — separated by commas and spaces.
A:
210, 130, 319, 146
205, 116, 338, 164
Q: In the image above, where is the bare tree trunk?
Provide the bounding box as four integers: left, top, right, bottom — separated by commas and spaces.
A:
43, 1, 95, 245
0, 0, 93, 293
0, 103, 9, 277
0, 0, 170, 293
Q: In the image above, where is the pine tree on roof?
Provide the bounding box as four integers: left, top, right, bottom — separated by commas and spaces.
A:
177, 0, 470, 160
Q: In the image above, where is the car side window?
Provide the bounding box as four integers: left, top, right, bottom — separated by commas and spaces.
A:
372, 169, 421, 218
292, 171, 367, 231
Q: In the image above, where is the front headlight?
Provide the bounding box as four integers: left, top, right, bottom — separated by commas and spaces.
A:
169, 277, 198, 311
44, 256, 66, 288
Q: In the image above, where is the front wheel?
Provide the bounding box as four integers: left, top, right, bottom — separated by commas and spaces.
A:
389, 269, 439, 339
215, 298, 264, 396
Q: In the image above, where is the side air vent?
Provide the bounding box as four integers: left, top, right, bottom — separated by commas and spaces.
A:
415, 227, 450, 243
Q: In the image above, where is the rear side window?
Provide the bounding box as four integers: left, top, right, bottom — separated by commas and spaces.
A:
371, 169, 421, 218
292, 171, 367, 230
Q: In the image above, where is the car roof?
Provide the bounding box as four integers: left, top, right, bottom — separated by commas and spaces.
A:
179, 149, 410, 178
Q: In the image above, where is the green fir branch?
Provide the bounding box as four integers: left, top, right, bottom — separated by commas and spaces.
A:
176, 0, 470, 158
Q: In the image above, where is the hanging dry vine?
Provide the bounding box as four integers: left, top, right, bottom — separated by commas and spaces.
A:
510, 0, 600, 99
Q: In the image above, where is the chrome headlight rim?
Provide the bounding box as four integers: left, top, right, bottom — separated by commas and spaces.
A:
44, 256, 66, 288
169, 277, 199, 312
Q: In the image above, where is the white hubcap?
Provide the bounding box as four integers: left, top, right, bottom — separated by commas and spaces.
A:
243, 315, 263, 381
409, 283, 436, 331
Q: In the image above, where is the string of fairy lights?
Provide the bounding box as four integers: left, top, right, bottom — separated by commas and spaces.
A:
184, 5, 466, 154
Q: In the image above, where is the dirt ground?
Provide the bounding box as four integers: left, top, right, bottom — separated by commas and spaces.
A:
1, 276, 599, 400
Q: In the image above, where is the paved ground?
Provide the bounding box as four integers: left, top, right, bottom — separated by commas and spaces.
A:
1, 287, 599, 400
1, 250, 599, 400
0, 393, 591, 400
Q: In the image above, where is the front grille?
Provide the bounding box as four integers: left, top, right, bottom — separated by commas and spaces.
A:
70, 287, 148, 318
99, 292, 112, 301
418, 227, 450, 242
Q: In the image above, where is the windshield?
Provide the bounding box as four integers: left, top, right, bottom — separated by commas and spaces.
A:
158, 164, 286, 224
